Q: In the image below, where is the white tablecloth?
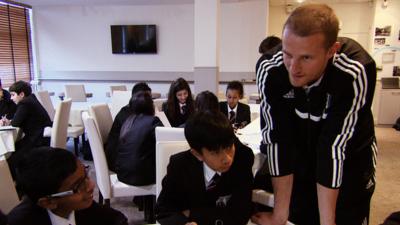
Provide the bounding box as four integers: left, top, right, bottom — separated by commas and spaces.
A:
236, 117, 265, 175
0, 127, 18, 159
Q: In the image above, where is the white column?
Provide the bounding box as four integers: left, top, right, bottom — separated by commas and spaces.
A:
193, 0, 220, 95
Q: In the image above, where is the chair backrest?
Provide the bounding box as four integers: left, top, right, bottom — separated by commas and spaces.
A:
36, 90, 56, 121
249, 103, 260, 122
153, 98, 166, 112
50, 99, 72, 149
82, 112, 112, 199
110, 85, 127, 94
89, 103, 113, 144
156, 141, 189, 197
155, 111, 171, 127
155, 127, 185, 142
0, 159, 20, 213
65, 85, 87, 102
110, 91, 131, 119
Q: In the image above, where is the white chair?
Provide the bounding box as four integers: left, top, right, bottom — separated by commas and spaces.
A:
50, 99, 72, 149
151, 92, 161, 99
36, 90, 55, 121
82, 112, 156, 221
155, 111, 171, 127
65, 85, 88, 102
155, 127, 185, 142
0, 159, 20, 213
153, 98, 166, 112
155, 141, 190, 197
110, 90, 131, 119
110, 85, 127, 94
249, 103, 260, 122
89, 103, 113, 144
39, 93, 84, 155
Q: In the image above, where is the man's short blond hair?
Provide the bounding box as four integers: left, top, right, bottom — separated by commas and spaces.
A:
283, 4, 339, 49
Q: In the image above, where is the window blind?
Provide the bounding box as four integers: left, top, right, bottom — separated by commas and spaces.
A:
0, 2, 33, 88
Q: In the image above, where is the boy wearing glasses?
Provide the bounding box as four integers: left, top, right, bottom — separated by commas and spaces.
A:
155, 111, 254, 225
7, 147, 128, 225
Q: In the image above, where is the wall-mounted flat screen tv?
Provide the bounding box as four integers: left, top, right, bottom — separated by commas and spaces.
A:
111, 25, 157, 54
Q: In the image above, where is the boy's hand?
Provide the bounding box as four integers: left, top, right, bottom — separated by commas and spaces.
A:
251, 212, 287, 225
1, 117, 10, 126
185, 223, 197, 225
182, 209, 190, 217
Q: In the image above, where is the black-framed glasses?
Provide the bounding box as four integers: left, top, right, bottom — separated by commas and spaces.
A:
47, 165, 90, 198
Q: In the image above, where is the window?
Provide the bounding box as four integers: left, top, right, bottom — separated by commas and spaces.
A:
0, 1, 33, 88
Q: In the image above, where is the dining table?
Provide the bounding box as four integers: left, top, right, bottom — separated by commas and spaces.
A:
0, 126, 18, 160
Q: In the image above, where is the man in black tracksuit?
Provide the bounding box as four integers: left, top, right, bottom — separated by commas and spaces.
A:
251, 4, 377, 225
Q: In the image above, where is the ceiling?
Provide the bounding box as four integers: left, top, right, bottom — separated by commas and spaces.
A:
269, 0, 373, 6
14, 0, 372, 7
14, 0, 262, 7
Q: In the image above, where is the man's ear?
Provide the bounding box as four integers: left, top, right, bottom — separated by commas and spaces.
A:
328, 41, 341, 58
19, 92, 25, 98
37, 197, 58, 210
190, 149, 203, 161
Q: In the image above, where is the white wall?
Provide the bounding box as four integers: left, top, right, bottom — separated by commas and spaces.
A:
33, 0, 267, 80
34, 4, 194, 72
33, 1, 267, 102
371, 0, 400, 79
220, 0, 267, 72
268, 2, 374, 51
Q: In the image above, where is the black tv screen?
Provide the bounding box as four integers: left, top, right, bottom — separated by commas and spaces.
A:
111, 25, 157, 54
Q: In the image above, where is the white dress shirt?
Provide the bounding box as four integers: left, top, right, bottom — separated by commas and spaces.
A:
47, 210, 76, 225
203, 162, 221, 188
226, 104, 238, 120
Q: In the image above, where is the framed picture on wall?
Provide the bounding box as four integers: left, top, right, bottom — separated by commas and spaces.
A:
375, 26, 391, 36
374, 37, 386, 45
393, 66, 400, 77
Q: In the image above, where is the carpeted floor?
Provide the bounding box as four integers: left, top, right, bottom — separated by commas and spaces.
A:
76, 125, 400, 225
370, 126, 400, 225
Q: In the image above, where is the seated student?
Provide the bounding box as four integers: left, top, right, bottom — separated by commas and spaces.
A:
0, 79, 17, 123
5, 81, 52, 177
7, 147, 128, 225
155, 111, 254, 225
194, 91, 220, 113
162, 77, 194, 127
258, 35, 281, 55
106, 82, 152, 171
0, 210, 6, 225
115, 91, 163, 185
219, 81, 251, 129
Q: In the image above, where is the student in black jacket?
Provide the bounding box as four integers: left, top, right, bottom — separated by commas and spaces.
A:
106, 82, 152, 171
219, 81, 251, 129
156, 111, 254, 225
7, 147, 127, 225
115, 90, 163, 185
5, 81, 52, 178
0, 85, 16, 122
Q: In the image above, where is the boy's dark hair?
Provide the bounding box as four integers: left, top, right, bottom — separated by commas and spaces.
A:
226, 80, 244, 99
259, 36, 282, 54
131, 82, 152, 97
195, 91, 219, 113
129, 92, 155, 115
9, 80, 32, 96
185, 111, 234, 154
17, 147, 77, 203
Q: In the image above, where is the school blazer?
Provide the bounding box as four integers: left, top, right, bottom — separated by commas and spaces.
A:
219, 101, 251, 127
155, 138, 254, 225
